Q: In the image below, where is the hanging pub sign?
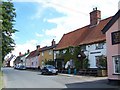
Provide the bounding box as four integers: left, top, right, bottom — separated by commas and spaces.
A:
111, 30, 120, 45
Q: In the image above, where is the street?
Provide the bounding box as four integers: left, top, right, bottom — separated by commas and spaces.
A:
1, 67, 119, 88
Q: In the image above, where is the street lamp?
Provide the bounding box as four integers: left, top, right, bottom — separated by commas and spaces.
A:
78, 54, 81, 58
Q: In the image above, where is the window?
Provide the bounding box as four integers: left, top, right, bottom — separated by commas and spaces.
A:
32, 62, 33, 65
69, 48, 74, 55
81, 45, 86, 51
96, 43, 104, 49
49, 50, 52, 55
63, 50, 67, 54
96, 56, 102, 68
42, 52, 44, 56
96, 55, 107, 68
113, 55, 120, 74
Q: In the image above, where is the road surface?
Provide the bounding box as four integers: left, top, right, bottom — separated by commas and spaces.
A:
2, 67, 119, 89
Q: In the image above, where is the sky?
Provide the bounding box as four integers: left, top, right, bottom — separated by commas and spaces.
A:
5, 0, 120, 57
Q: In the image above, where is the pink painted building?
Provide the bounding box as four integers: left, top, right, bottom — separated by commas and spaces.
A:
102, 10, 120, 84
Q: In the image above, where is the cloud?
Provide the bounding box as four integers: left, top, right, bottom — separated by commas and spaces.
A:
12, 39, 38, 56
39, 39, 53, 47
35, 32, 43, 38
30, 5, 46, 20
41, 0, 119, 43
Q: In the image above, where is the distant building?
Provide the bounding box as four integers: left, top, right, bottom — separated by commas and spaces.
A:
39, 39, 57, 68
26, 46, 40, 69
14, 51, 29, 67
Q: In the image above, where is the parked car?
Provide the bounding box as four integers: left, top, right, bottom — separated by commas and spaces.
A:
14, 64, 19, 69
14, 64, 26, 70
19, 65, 26, 70
41, 65, 58, 75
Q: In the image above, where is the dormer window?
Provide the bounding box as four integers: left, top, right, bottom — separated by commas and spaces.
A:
96, 43, 104, 49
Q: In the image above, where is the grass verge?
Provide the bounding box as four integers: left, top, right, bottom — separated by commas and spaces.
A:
0, 71, 4, 89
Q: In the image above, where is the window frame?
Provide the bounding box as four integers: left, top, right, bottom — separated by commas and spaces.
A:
95, 42, 104, 50
48, 50, 52, 55
113, 55, 120, 74
42, 52, 44, 56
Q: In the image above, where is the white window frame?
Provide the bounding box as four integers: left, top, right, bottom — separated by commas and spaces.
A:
113, 55, 120, 74
96, 43, 104, 50
49, 50, 52, 55
42, 52, 44, 56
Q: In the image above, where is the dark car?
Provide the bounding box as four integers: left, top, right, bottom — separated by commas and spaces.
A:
41, 65, 58, 75
14, 64, 26, 70
19, 65, 26, 70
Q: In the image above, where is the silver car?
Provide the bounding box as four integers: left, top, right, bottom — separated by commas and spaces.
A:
41, 65, 58, 75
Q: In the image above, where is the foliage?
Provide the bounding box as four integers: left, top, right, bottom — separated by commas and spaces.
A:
1, 1, 17, 61
83, 57, 90, 69
56, 46, 86, 71
45, 60, 55, 66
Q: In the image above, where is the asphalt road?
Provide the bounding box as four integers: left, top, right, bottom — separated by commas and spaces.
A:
1, 67, 119, 89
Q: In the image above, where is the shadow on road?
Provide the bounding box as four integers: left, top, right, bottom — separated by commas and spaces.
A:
65, 79, 120, 89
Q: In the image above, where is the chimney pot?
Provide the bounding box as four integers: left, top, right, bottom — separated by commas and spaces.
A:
52, 39, 56, 46
19, 52, 22, 56
27, 49, 30, 53
36, 45, 40, 50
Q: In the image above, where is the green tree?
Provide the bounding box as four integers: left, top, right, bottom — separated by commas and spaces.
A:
1, 1, 17, 63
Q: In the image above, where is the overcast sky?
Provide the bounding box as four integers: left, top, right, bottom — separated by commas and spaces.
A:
6, 0, 120, 57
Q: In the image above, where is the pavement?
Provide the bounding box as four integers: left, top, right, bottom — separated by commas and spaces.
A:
0, 71, 4, 89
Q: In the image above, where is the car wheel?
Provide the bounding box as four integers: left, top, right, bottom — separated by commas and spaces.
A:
55, 73, 58, 75
41, 72, 44, 75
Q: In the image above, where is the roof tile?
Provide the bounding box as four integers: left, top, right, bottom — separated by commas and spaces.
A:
56, 17, 112, 50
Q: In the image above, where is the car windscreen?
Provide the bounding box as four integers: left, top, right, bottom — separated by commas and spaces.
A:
47, 65, 55, 69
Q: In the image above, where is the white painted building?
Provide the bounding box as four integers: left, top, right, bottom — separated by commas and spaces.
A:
83, 42, 106, 68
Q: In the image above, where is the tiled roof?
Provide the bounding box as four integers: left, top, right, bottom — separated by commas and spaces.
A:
26, 50, 40, 59
56, 17, 112, 50
40, 44, 57, 52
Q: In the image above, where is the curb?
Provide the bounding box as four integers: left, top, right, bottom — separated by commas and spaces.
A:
58, 73, 82, 77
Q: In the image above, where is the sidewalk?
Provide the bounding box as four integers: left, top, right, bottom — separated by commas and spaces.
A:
0, 71, 4, 89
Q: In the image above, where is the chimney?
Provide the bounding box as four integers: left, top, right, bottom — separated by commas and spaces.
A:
27, 49, 30, 53
90, 7, 101, 26
19, 52, 22, 56
36, 45, 40, 50
52, 39, 55, 46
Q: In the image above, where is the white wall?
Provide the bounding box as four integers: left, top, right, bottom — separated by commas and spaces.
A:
84, 43, 106, 68
31, 56, 39, 68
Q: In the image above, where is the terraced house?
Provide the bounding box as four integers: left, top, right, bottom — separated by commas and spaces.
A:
54, 8, 112, 71
39, 39, 57, 68
14, 51, 29, 67
26, 45, 40, 69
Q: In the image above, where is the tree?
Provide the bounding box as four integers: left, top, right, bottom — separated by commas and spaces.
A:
1, 1, 17, 63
